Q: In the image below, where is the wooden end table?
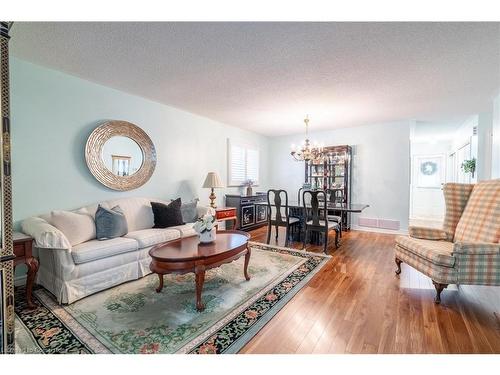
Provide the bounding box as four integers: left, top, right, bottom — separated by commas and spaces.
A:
13, 232, 39, 309
215, 207, 238, 230
149, 230, 251, 312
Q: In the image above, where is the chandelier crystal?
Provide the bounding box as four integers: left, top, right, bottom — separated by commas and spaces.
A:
290, 116, 326, 163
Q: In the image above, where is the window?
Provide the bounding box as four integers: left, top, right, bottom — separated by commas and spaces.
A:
227, 140, 260, 186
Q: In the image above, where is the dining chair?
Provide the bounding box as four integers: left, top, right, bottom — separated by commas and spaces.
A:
302, 190, 340, 253
325, 188, 344, 237
266, 189, 300, 247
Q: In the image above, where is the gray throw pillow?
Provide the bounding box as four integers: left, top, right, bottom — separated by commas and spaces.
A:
95, 205, 128, 240
180, 198, 199, 223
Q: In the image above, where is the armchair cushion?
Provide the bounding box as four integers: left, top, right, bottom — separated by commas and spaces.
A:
21, 217, 72, 250
453, 242, 500, 255
452, 242, 500, 285
395, 236, 455, 267
454, 179, 500, 243
408, 226, 447, 240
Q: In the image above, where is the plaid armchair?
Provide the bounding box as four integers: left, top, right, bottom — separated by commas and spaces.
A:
395, 179, 500, 303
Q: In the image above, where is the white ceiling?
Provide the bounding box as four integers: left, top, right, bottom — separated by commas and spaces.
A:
10, 22, 500, 136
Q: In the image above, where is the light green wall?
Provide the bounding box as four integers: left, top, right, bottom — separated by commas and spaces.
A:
11, 58, 270, 225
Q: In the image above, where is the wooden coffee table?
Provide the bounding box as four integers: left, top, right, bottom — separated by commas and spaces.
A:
149, 230, 251, 311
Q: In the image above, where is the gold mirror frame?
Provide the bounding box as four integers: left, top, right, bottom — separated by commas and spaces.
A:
85, 121, 156, 191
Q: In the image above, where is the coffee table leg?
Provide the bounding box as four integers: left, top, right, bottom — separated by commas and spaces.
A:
244, 246, 251, 281
156, 274, 164, 293
195, 264, 206, 311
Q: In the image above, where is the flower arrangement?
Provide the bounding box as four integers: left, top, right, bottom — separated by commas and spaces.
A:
243, 179, 255, 196
193, 214, 216, 234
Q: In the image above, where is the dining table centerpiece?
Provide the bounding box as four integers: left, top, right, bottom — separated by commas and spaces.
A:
194, 213, 217, 243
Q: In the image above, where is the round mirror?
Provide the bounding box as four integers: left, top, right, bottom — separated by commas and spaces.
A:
85, 121, 156, 191
101, 136, 144, 176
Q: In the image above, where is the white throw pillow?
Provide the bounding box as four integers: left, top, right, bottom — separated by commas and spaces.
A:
49, 209, 96, 246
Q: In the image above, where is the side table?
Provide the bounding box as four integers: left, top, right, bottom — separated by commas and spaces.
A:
13, 232, 39, 309
215, 207, 238, 230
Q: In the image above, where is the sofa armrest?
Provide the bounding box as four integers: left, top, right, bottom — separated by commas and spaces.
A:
21, 217, 72, 250
196, 205, 216, 218
408, 226, 447, 240
453, 242, 500, 255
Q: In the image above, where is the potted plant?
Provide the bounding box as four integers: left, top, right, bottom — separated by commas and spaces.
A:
461, 158, 476, 178
244, 179, 255, 196
193, 214, 217, 243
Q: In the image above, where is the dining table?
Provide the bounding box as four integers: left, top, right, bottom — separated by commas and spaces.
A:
255, 201, 370, 245
254, 201, 369, 213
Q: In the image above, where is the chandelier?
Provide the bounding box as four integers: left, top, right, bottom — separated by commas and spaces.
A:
290, 116, 326, 163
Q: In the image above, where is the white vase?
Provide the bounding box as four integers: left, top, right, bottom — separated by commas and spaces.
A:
199, 228, 216, 243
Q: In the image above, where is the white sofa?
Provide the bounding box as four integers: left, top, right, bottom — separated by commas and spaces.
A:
21, 197, 213, 304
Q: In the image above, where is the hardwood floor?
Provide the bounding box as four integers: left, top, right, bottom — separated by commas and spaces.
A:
240, 227, 500, 354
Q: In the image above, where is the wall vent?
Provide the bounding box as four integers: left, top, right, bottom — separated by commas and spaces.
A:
378, 219, 400, 230
358, 217, 378, 228
358, 217, 401, 231
473, 125, 478, 135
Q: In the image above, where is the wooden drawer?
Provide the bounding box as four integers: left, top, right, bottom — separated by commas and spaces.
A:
216, 208, 236, 220
14, 243, 26, 257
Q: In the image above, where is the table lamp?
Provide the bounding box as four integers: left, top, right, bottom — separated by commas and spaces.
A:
202, 172, 224, 208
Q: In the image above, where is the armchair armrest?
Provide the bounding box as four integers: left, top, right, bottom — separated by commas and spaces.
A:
408, 226, 447, 240
453, 242, 500, 255
196, 205, 215, 218
21, 217, 72, 250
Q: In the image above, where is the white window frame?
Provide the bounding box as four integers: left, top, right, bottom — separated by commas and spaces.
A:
227, 139, 260, 187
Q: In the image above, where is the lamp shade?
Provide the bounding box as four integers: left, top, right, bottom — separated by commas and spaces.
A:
202, 172, 224, 188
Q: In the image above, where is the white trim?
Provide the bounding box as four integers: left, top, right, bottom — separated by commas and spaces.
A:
351, 226, 409, 235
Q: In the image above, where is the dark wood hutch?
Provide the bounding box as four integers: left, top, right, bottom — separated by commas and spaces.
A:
305, 145, 353, 229
224, 193, 268, 231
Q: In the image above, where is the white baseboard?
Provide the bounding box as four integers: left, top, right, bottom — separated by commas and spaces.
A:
351, 225, 408, 235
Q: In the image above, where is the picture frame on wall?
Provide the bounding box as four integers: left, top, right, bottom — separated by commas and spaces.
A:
415, 154, 445, 188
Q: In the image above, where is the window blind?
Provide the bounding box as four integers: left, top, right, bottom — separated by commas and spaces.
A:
228, 140, 260, 186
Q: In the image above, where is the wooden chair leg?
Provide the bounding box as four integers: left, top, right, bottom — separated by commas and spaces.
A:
334, 228, 339, 248
275, 225, 279, 242
395, 257, 402, 275
285, 225, 290, 247
323, 231, 328, 253
266, 223, 271, 244
303, 229, 308, 250
432, 281, 448, 304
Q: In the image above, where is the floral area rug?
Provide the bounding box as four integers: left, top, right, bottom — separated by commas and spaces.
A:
15, 242, 330, 354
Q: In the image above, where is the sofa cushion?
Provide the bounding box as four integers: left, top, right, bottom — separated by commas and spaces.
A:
395, 236, 455, 267
151, 198, 184, 228
102, 197, 154, 232
454, 179, 500, 244
71, 237, 139, 265
95, 205, 128, 240
125, 228, 180, 248
180, 198, 200, 223
48, 209, 96, 246
169, 223, 197, 238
